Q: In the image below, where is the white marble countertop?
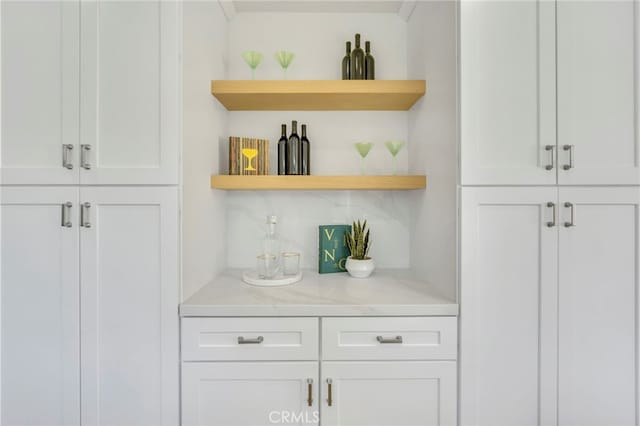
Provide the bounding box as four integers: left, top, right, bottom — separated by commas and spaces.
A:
180, 269, 458, 317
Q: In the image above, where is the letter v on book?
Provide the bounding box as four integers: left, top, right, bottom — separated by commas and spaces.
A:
324, 228, 335, 240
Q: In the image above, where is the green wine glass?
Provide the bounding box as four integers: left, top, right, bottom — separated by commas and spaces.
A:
242, 51, 263, 80
274, 51, 295, 79
354, 142, 374, 175
385, 140, 405, 175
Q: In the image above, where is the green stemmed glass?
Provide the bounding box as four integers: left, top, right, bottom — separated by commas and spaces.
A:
354, 142, 374, 175
242, 51, 263, 80
274, 51, 295, 79
385, 141, 405, 175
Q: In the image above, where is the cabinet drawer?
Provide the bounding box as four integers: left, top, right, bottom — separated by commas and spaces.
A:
322, 317, 457, 360
181, 318, 318, 361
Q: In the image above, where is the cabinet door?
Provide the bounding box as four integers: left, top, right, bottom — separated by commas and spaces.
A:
557, 1, 640, 184
79, 1, 179, 185
460, 0, 556, 185
460, 187, 558, 426
321, 361, 456, 426
558, 187, 639, 425
80, 187, 178, 425
182, 362, 319, 426
1, 1, 79, 184
1, 187, 80, 425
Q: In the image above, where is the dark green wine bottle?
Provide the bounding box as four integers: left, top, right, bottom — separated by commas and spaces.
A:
301, 124, 310, 175
286, 120, 301, 175
350, 34, 365, 80
365, 41, 375, 80
342, 42, 351, 80
277, 124, 287, 175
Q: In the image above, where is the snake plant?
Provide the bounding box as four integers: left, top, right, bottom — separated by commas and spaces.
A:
345, 220, 371, 260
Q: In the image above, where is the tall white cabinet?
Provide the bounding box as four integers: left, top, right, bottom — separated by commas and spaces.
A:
0, 1, 180, 425
460, 1, 640, 424
461, 0, 640, 186
1, 0, 179, 186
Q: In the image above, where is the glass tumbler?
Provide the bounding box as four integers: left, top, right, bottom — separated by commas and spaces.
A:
281, 252, 300, 276
257, 254, 278, 279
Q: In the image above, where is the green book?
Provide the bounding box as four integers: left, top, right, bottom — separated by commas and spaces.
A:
318, 225, 352, 274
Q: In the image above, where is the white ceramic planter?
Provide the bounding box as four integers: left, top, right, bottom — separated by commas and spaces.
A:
345, 256, 375, 278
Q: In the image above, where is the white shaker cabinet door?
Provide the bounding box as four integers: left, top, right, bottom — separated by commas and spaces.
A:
460, 0, 556, 185
79, 1, 179, 185
0, 187, 80, 425
459, 187, 558, 426
79, 187, 178, 426
182, 362, 319, 426
557, 187, 640, 425
557, 1, 640, 184
320, 361, 456, 426
1, 1, 80, 185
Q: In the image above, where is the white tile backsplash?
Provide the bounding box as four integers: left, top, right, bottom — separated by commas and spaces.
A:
225, 190, 411, 269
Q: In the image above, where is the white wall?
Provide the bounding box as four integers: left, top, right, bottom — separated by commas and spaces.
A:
224, 12, 412, 269
182, 1, 228, 299
407, 1, 458, 300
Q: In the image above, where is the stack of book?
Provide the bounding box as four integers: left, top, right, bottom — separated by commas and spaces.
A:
229, 137, 270, 175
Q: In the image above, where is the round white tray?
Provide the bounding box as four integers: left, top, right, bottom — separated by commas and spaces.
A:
242, 270, 303, 287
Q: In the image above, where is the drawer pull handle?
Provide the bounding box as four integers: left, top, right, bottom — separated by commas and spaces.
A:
237, 336, 264, 344
326, 379, 333, 406
307, 378, 313, 406
376, 335, 403, 344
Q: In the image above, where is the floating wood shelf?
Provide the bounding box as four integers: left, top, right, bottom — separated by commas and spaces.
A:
210, 175, 427, 190
210, 80, 426, 111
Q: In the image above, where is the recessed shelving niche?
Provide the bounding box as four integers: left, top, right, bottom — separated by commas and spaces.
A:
211, 80, 426, 111
210, 175, 427, 190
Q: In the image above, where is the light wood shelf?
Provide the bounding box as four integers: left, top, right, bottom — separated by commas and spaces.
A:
210, 80, 426, 111
210, 175, 427, 190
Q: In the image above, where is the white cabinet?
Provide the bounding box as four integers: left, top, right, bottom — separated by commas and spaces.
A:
0, 0, 179, 185
461, 0, 640, 185
1, 1, 80, 185
460, 186, 640, 425
557, 187, 639, 425
557, 1, 640, 185
460, 187, 558, 425
181, 317, 458, 426
0, 187, 80, 426
321, 361, 456, 426
182, 362, 319, 426
0, 187, 178, 425
79, 1, 179, 185
460, 0, 556, 185
80, 187, 179, 426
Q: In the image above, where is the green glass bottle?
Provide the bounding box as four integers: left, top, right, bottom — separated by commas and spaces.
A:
350, 34, 365, 80
365, 41, 375, 80
342, 41, 351, 80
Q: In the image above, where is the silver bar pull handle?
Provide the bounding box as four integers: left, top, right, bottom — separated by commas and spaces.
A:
307, 379, 313, 407
61, 202, 72, 227
81, 202, 92, 228
544, 145, 555, 170
376, 335, 403, 344
563, 145, 574, 170
62, 144, 74, 170
81, 144, 92, 170
564, 202, 575, 227
237, 336, 264, 344
326, 379, 333, 407
546, 202, 556, 227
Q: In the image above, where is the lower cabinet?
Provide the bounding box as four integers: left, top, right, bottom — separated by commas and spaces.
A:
321, 361, 456, 426
460, 186, 640, 426
180, 317, 457, 426
182, 362, 319, 426
1, 186, 179, 426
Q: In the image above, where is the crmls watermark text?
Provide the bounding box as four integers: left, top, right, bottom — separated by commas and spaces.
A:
269, 411, 319, 424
